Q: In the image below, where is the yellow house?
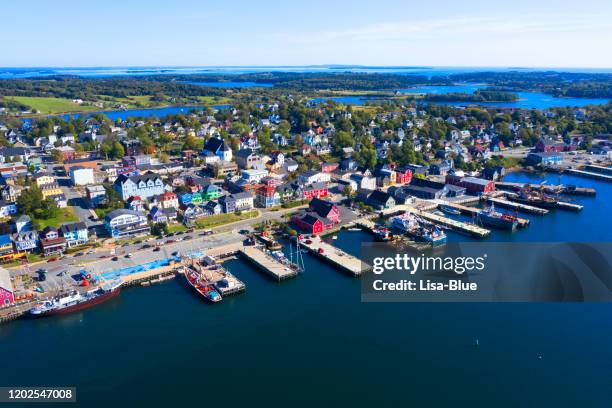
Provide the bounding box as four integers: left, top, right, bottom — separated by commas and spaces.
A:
40, 183, 63, 199
34, 173, 56, 188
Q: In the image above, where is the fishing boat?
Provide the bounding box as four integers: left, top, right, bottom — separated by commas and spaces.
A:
477, 205, 518, 230
184, 268, 222, 303
390, 214, 447, 246
28, 279, 123, 317
509, 189, 558, 208
439, 204, 461, 216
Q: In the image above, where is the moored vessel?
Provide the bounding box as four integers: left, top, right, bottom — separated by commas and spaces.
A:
477, 205, 518, 230
184, 268, 222, 303
390, 214, 447, 246
28, 279, 123, 317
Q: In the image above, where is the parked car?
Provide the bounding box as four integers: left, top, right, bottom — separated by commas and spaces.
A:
112, 256, 119, 261
153, 247, 161, 252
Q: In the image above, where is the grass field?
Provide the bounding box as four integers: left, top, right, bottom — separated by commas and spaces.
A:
8, 96, 99, 114
193, 210, 258, 229
197, 96, 232, 105
34, 207, 79, 229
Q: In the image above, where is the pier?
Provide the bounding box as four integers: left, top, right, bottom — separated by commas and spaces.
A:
566, 168, 612, 182
406, 208, 491, 238
485, 197, 549, 215
239, 245, 299, 282
437, 200, 530, 228
584, 165, 612, 176
186, 257, 246, 296
300, 236, 369, 277
495, 181, 596, 196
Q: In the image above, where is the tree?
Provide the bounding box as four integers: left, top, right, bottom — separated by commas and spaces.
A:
343, 185, 356, 202
151, 223, 169, 237
111, 142, 125, 159
51, 149, 64, 163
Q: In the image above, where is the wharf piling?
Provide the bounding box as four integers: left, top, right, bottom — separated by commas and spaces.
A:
406, 208, 491, 238
300, 236, 369, 277
485, 197, 549, 215
239, 245, 299, 282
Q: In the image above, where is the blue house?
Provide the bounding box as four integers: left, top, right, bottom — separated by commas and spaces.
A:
59, 222, 89, 248
526, 152, 563, 166
13, 230, 39, 253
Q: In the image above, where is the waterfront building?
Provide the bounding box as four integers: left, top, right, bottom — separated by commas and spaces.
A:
308, 198, 340, 224
13, 230, 39, 253
39, 227, 67, 256
114, 172, 166, 201
59, 222, 89, 248
445, 175, 494, 194
104, 209, 151, 239
0, 267, 14, 306
526, 152, 564, 166
366, 190, 396, 210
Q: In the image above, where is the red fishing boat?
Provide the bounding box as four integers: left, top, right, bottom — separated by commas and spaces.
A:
184, 268, 222, 303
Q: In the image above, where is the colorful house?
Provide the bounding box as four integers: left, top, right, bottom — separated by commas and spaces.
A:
39, 227, 67, 256
59, 222, 89, 248
0, 267, 14, 307
302, 183, 328, 200
200, 184, 222, 201
308, 198, 341, 224
255, 185, 280, 208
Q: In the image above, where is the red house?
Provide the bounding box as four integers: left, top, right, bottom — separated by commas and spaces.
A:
0, 268, 14, 307
395, 167, 412, 184
291, 213, 333, 234
309, 198, 340, 224
445, 175, 494, 194
302, 183, 328, 200
535, 138, 565, 153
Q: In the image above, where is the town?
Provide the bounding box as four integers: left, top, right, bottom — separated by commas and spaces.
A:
0, 90, 610, 317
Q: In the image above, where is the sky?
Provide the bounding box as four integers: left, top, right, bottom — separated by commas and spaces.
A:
2, 0, 612, 68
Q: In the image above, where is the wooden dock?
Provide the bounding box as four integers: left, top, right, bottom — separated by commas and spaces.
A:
437, 200, 530, 228
300, 236, 369, 277
485, 197, 549, 215
584, 164, 612, 175
566, 168, 612, 182
556, 201, 583, 211
406, 208, 491, 238
187, 258, 246, 296
495, 181, 596, 196
239, 245, 298, 282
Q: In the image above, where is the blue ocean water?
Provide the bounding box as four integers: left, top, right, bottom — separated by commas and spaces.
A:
0, 171, 610, 407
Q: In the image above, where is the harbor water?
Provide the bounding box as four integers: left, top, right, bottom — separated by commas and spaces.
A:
1, 171, 611, 407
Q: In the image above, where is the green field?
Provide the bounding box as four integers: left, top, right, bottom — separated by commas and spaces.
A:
34, 207, 79, 229
193, 210, 258, 229
8, 96, 99, 114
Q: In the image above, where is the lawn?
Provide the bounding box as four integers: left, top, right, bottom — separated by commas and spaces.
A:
34, 207, 79, 229
167, 223, 187, 234
8, 96, 99, 114
193, 210, 258, 229
197, 96, 232, 105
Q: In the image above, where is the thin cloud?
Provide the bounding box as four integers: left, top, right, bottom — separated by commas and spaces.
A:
278, 14, 612, 44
